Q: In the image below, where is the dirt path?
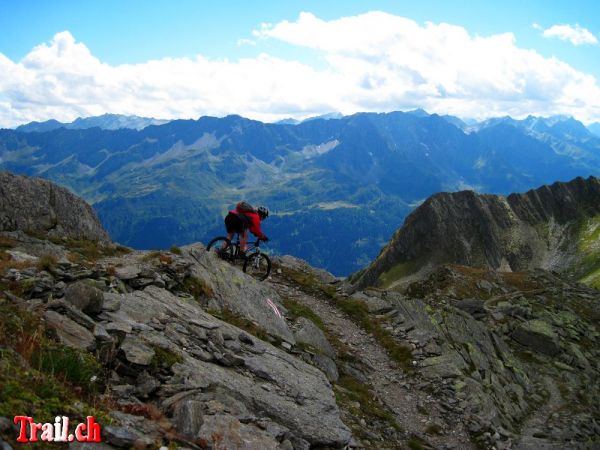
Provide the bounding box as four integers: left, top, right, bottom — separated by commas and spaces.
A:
269, 273, 475, 450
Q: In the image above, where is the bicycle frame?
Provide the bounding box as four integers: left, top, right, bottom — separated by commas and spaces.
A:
207, 235, 271, 281
229, 235, 262, 256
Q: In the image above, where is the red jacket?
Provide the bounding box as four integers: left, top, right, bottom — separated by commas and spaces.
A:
230, 208, 266, 240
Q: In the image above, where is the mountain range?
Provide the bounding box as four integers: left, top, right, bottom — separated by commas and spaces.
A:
2, 111, 600, 275
15, 113, 169, 132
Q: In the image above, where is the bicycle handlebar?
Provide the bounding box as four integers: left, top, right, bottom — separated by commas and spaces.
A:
231, 235, 267, 247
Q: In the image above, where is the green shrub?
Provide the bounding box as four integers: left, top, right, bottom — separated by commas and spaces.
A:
32, 345, 102, 391
0, 300, 113, 443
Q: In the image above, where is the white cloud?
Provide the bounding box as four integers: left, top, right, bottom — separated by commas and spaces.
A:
237, 38, 257, 47
1, 13, 600, 128
541, 23, 598, 45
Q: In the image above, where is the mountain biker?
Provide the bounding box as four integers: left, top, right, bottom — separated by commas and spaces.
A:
224, 202, 269, 256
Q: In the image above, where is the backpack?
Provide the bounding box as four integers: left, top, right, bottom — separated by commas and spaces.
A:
236, 201, 256, 213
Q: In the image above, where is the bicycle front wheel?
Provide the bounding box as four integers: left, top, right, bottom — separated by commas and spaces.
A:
243, 252, 271, 281
206, 236, 235, 262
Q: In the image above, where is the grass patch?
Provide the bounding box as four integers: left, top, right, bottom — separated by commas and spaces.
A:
282, 297, 326, 331
337, 375, 398, 424
169, 245, 182, 255
500, 271, 542, 292
284, 268, 414, 371
575, 215, 600, 287
284, 269, 338, 299
0, 236, 16, 249
0, 251, 36, 273
150, 346, 183, 369
407, 436, 428, 450
425, 423, 443, 435
2, 278, 35, 298
335, 374, 402, 446
142, 250, 163, 261
378, 258, 423, 288
32, 345, 102, 392
0, 299, 103, 392
37, 254, 57, 272
64, 239, 130, 262
0, 300, 112, 448
581, 265, 600, 289
183, 276, 214, 299
209, 307, 272, 343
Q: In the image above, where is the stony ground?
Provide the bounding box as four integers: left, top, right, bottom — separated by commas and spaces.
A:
1, 233, 599, 450
269, 268, 475, 450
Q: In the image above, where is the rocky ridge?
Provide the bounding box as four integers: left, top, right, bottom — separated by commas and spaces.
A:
352, 176, 600, 289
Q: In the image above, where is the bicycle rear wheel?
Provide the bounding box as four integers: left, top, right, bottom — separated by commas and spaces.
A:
243, 252, 271, 281
206, 236, 235, 262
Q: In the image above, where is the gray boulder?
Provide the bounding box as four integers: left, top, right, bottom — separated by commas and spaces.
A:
119, 336, 155, 366
197, 414, 279, 449
107, 283, 350, 447
0, 172, 110, 243
312, 353, 339, 382
103, 426, 139, 448
44, 310, 95, 351
293, 317, 335, 358
183, 245, 295, 344
64, 281, 104, 315
511, 319, 561, 356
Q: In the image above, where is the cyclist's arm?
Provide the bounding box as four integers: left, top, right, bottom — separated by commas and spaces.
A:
248, 214, 267, 240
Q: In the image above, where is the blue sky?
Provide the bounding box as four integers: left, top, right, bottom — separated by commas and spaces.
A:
0, 0, 599, 126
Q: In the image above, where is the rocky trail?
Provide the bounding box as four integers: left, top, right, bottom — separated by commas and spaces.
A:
515, 376, 569, 450
269, 265, 475, 450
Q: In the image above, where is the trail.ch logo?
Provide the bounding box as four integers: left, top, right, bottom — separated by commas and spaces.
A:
13, 416, 101, 443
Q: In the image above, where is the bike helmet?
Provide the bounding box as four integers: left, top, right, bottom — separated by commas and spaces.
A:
257, 205, 269, 219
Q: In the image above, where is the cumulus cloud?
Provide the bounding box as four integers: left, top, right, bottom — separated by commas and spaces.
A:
541, 23, 598, 46
1, 13, 600, 128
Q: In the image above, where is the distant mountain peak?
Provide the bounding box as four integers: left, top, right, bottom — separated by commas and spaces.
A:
274, 118, 301, 125
302, 112, 344, 122
16, 114, 169, 132
406, 108, 430, 117
587, 122, 600, 137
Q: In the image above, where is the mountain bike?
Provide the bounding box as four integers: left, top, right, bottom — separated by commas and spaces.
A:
206, 235, 271, 281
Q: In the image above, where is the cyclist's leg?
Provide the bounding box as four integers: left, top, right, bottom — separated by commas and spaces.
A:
240, 230, 248, 253
224, 213, 241, 248
223, 232, 234, 248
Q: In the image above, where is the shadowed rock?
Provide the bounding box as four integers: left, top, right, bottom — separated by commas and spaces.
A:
0, 172, 110, 243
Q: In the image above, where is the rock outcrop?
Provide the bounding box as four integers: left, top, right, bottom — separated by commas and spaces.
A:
0, 240, 350, 449
352, 176, 600, 289
0, 172, 109, 243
